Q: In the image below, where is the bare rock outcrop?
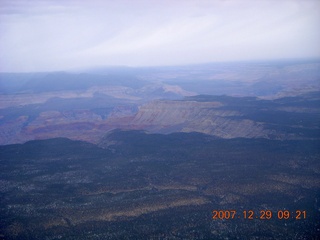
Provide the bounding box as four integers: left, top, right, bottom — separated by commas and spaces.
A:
128, 100, 272, 138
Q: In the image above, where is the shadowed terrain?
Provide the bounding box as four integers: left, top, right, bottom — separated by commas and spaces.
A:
1, 131, 319, 239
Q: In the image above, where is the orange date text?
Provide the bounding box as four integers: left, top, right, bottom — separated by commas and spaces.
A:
212, 210, 306, 220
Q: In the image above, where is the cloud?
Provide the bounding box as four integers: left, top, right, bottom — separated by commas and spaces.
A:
0, 0, 319, 72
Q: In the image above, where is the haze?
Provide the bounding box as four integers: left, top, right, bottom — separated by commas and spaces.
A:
0, 0, 320, 72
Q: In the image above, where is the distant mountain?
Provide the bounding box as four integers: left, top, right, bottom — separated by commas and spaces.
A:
0, 72, 148, 94
138, 60, 320, 98
2, 60, 319, 96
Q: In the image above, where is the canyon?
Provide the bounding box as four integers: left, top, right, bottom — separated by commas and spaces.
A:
1, 60, 320, 239
1, 60, 320, 145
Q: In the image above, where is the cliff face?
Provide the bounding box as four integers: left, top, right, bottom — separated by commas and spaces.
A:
122, 92, 320, 140
127, 100, 272, 138
0, 108, 135, 145
1, 93, 319, 145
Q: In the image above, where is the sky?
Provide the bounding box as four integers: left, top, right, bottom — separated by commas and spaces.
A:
0, 0, 320, 72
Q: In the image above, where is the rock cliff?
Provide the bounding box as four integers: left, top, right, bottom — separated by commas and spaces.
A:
126, 100, 273, 138
1, 93, 319, 145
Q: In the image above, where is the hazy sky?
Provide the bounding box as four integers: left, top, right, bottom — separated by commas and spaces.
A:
0, 0, 320, 72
